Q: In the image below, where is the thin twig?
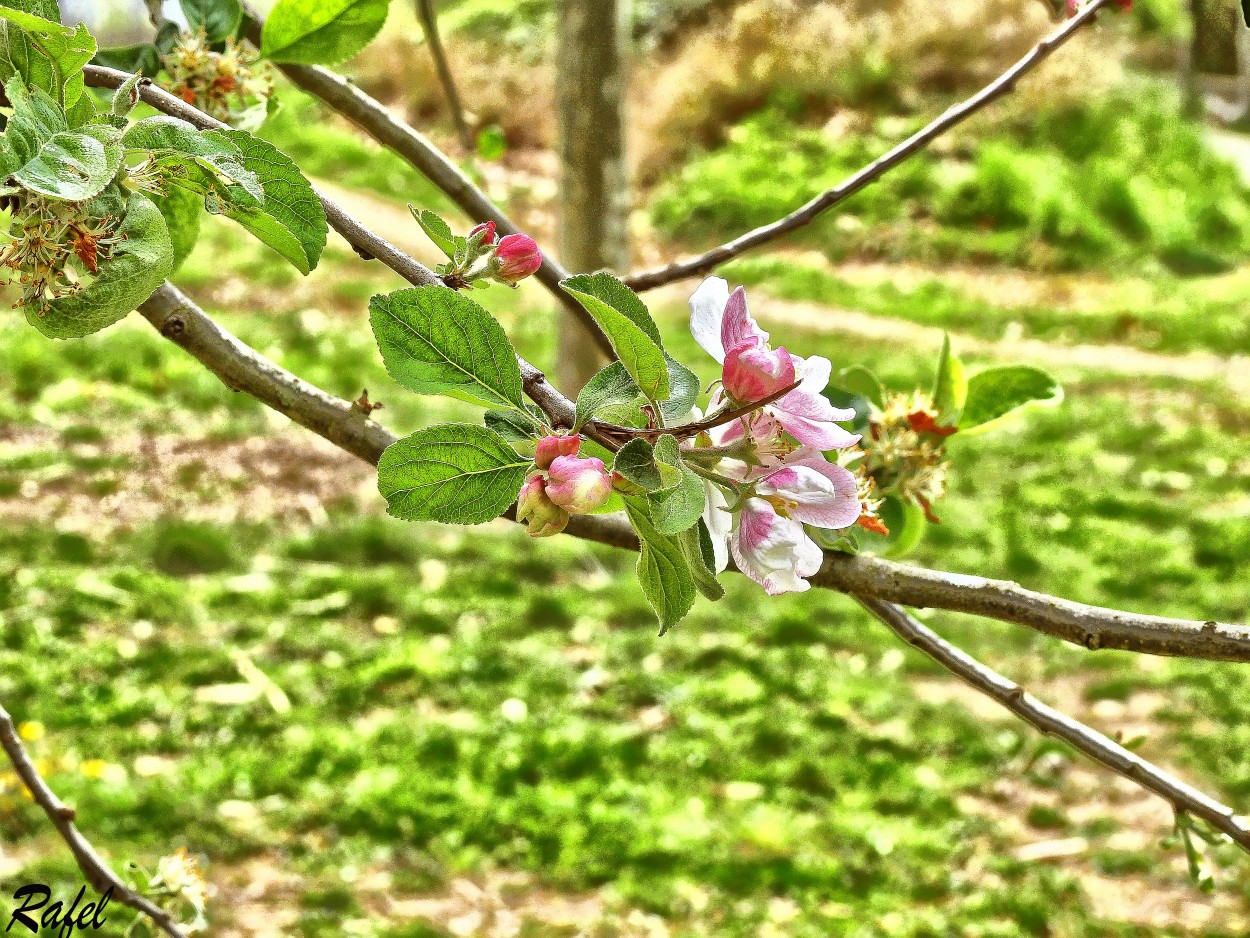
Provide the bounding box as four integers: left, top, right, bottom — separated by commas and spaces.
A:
859, 597, 1250, 852
594, 379, 802, 444
0, 703, 191, 938
135, 285, 1250, 665
414, 0, 474, 151
622, 0, 1114, 291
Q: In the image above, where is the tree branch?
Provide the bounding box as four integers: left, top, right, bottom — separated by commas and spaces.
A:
0, 703, 191, 938
622, 0, 1115, 291
80, 65, 613, 359
136, 284, 1250, 664
860, 597, 1250, 853
235, 3, 616, 360
414, 0, 474, 151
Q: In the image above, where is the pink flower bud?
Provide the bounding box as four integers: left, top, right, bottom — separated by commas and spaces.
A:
722, 343, 796, 404
493, 233, 543, 284
534, 433, 580, 470
516, 473, 568, 537
545, 455, 612, 513
469, 221, 497, 246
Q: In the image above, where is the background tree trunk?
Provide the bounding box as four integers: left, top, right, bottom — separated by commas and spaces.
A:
555, 0, 630, 394
1192, 0, 1240, 75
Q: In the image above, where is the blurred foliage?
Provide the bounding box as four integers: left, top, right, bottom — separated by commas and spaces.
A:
652, 82, 1250, 273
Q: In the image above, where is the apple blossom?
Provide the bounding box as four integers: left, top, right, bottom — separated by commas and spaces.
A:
535, 433, 581, 470
493, 233, 543, 284
545, 455, 613, 513
468, 220, 498, 246
689, 277, 861, 450
517, 474, 569, 537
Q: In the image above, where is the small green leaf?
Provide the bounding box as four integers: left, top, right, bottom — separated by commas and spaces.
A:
624, 497, 697, 635
212, 129, 327, 273
839, 365, 884, 408
850, 495, 928, 559
31, 189, 173, 339
561, 272, 669, 401
409, 205, 457, 259
180, 0, 244, 43
11, 125, 122, 202
150, 184, 202, 272
613, 438, 682, 494
111, 72, 142, 118
959, 365, 1063, 435
377, 423, 529, 525
932, 332, 967, 424
370, 285, 526, 410
0, 11, 96, 123
484, 406, 543, 442
679, 521, 725, 602
661, 354, 701, 422
124, 117, 261, 201
92, 42, 161, 79
575, 361, 638, 430
261, 0, 390, 66
649, 462, 705, 536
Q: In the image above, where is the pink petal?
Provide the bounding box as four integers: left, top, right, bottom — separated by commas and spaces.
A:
720, 286, 769, 355
770, 407, 862, 450
723, 343, 796, 402
729, 499, 812, 595
689, 277, 730, 364
776, 386, 855, 423
761, 460, 860, 530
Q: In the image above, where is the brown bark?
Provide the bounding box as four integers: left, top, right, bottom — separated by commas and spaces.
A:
555, 0, 630, 393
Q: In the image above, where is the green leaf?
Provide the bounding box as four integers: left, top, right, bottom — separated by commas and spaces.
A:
932, 332, 967, 424
11, 124, 122, 201
150, 184, 202, 272
839, 365, 883, 408
111, 72, 143, 118
409, 206, 457, 259
575, 361, 638, 430
649, 461, 705, 536
613, 438, 682, 494
848, 495, 928, 559
483, 406, 543, 442
261, 0, 391, 66
123, 117, 261, 201
31, 189, 173, 339
561, 272, 669, 401
180, 0, 243, 43
212, 129, 327, 273
679, 522, 725, 602
661, 354, 701, 422
377, 423, 529, 525
92, 42, 161, 79
0, 10, 95, 121
624, 497, 697, 636
959, 366, 1062, 435
0, 75, 64, 176
369, 285, 526, 410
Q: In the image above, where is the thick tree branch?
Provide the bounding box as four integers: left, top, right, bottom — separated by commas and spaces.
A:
815, 552, 1250, 662
860, 598, 1250, 853
414, 0, 474, 151
137, 284, 1250, 664
622, 0, 1115, 291
0, 703, 191, 938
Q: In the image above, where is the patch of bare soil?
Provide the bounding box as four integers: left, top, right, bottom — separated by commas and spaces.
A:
914, 673, 1248, 932
0, 426, 373, 535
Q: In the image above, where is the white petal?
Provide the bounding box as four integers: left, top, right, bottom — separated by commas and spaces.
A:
794, 354, 832, 396
701, 480, 732, 573
730, 500, 812, 595
689, 277, 730, 364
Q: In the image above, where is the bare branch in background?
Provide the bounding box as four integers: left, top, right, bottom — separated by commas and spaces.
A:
860, 597, 1250, 852
414, 0, 475, 151
0, 703, 191, 938
622, 0, 1115, 291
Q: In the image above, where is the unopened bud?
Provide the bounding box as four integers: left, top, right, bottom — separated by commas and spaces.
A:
469, 220, 497, 246
545, 455, 613, 513
517, 473, 568, 537
493, 233, 542, 285
535, 433, 580, 470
